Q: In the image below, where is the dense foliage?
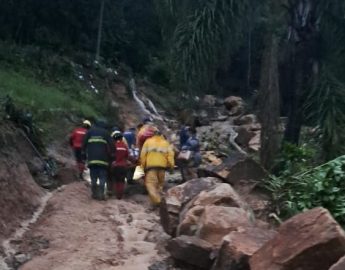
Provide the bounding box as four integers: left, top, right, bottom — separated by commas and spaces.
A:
0, 0, 162, 72
266, 151, 345, 224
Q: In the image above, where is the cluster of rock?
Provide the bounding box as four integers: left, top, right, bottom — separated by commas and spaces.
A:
195, 95, 261, 155
160, 178, 345, 270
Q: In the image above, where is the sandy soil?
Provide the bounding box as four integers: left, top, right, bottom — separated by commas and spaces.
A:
18, 182, 170, 270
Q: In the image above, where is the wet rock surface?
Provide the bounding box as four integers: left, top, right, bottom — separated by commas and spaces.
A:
167, 236, 214, 269
250, 207, 345, 270
329, 255, 345, 270
212, 228, 276, 270
159, 177, 220, 236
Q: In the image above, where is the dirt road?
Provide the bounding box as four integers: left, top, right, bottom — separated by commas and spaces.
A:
16, 182, 170, 270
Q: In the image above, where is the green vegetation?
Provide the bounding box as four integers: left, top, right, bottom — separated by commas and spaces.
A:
0, 65, 103, 141
266, 153, 345, 224
0, 69, 99, 117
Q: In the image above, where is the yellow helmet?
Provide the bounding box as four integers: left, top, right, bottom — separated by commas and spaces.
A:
83, 120, 91, 127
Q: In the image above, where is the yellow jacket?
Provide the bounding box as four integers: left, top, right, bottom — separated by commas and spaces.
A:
140, 135, 175, 170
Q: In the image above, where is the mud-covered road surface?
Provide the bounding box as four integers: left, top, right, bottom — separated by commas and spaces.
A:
13, 182, 171, 270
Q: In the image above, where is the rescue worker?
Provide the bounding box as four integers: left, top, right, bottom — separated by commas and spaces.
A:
140, 129, 175, 206
82, 119, 114, 200
123, 127, 136, 149
136, 118, 157, 151
179, 125, 190, 149
69, 120, 91, 179
110, 131, 129, 199
123, 127, 138, 184
180, 127, 201, 181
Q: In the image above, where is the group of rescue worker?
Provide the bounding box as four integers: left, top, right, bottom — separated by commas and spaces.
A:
69, 118, 175, 206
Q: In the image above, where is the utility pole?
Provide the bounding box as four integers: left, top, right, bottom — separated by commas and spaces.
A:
95, 0, 105, 62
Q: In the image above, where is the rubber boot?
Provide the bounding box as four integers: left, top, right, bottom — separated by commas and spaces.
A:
114, 182, 125, 199
91, 185, 98, 200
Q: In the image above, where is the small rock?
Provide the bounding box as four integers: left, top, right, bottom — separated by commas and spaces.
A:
15, 253, 31, 264
202, 95, 217, 107
224, 96, 245, 116
233, 114, 257, 126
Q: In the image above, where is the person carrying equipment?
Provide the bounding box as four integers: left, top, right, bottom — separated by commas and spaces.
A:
82, 119, 114, 200
123, 127, 136, 149
69, 120, 91, 179
140, 129, 175, 206
179, 127, 201, 182
179, 125, 190, 149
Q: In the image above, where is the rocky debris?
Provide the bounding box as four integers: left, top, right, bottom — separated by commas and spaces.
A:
224, 96, 245, 116
233, 114, 257, 126
178, 183, 250, 229
330, 256, 345, 270
250, 207, 345, 270
226, 158, 267, 184
177, 205, 254, 246
212, 227, 275, 270
167, 235, 214, 269
248, 131, 261, 152
212, 228, 276, 270
234, 125, 256, 146
201, 95, 217, 107
160, 177, 220, 236
184, 183, 249, 210
14, 253, 31, 264
198, 154, 267, 184
198, 152, 247, 180
197, 206, 254, 246
203, 151, 223, 166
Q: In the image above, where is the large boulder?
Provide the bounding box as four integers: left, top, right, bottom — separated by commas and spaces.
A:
226, 158, 267, 185
250, 207, 345, 270
198, 154, 267, 184
160, 177, 220, 236
224, 96, 245, 116
177, 183, 251, 237
234, 125, 256, 146
167, 235, 214, 269
187, 183, 248, 210
330, 256, 345, 270
212, 227, 276, 270
198, 206, 254, 246
198, 153, 247, 180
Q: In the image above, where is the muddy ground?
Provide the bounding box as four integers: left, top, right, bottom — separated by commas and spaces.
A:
3, 178, 197, 270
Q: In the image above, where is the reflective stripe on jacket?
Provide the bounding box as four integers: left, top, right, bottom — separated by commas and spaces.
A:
113, 140, 129, 167
82, 126, 114, 167
140, 135, 174, 170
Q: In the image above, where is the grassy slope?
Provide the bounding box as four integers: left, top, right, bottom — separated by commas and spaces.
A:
0, 67, 102, 141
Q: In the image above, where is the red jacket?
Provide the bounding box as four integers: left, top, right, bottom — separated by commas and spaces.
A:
70, 127, 88, 149
113, 140, 129, 167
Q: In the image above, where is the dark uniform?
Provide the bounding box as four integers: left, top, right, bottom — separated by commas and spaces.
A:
82, 122, 114, 200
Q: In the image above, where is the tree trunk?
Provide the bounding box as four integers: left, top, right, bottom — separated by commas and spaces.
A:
95, 0, 105, 62
258, 34, 281, 170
